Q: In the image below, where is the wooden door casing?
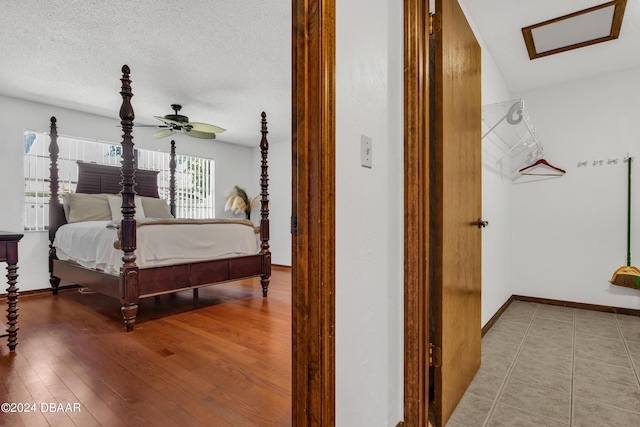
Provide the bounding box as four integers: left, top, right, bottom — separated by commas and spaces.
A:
403, 0, 432, 425
433, 0, 482, 425
292, 0, 336, 425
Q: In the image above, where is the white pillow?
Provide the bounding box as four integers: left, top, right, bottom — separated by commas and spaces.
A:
140, 196, 174, 219
107, 195, 145, 221
61, 193, 112, 223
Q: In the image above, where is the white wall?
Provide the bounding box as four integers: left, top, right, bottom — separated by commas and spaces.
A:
0, 95, 291, 292
479, 79, 515, 324
511, 67, 640, 309
335, 0, 404, 425
460, 0, 515, 326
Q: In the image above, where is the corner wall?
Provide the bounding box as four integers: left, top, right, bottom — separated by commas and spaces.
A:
460, 0, 514, 326
512, 67, 640, 309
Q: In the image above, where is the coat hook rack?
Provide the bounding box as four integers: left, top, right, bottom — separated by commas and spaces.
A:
578, 157, 633, 167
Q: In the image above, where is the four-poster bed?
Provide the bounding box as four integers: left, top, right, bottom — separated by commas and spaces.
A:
47, 65, 271, 331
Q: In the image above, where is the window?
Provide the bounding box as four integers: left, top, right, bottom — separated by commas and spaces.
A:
23, 131, 215, 231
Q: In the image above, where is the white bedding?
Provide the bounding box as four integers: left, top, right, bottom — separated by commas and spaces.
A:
54, 220, 260, 275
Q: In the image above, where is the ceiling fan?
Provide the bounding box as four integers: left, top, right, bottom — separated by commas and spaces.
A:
151, 104, 226, 139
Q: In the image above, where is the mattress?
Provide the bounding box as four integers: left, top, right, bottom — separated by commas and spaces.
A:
53, 219, 260, 275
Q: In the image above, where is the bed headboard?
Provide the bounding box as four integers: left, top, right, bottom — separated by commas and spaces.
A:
76, 162, 160, 198
48, 111, 173, 243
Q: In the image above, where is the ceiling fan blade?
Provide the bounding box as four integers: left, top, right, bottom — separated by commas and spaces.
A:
182, 128, 217, 139
188, 122, 226, 134
153, 129, 177, 139
154, 116, 184, 127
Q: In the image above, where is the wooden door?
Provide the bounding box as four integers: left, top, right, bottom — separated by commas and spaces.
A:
433, 0, 482, 425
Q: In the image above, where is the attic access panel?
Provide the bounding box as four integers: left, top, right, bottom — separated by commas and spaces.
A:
522, 0, 627, 60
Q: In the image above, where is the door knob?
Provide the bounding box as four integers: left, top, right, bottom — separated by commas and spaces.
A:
477, 218, 488, 228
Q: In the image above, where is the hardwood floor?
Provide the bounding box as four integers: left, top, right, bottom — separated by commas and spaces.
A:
0, 267, 292, 427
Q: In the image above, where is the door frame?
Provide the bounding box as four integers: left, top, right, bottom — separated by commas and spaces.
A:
292, 1, 433, 425
292, 1, 336, 425
403, 0, 431, 425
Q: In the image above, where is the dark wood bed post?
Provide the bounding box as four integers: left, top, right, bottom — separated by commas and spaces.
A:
169, 140, 177, 217
118, 65, 140, 332
259, 112, 271, 297
48, 116, 62, 295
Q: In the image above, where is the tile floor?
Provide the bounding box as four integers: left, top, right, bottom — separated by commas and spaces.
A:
446, 300, 640, 427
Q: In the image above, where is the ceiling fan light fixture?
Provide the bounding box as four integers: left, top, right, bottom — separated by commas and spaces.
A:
164, 113, 189, 123
521, 0, 627, 60
163, 104, 189, 123
153, 104, 225, 139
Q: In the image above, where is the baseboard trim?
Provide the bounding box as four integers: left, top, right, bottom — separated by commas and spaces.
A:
0, 284, 81, 299
482, 294, 640, 336
272, 264, 292, 270
513, 295, 640, 317
482, 295, 515, 336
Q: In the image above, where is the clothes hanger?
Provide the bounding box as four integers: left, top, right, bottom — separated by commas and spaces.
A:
518, 158, 566, 176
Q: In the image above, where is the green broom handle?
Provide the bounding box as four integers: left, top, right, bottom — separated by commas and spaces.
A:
628, 157, 632, 267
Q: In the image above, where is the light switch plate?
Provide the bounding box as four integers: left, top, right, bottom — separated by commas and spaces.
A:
361, 135, 372, 168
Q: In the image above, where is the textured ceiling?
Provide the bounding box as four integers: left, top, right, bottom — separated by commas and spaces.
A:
461, 0, 640, 95
0, 0, 291, 147
1, 1, 638, 148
